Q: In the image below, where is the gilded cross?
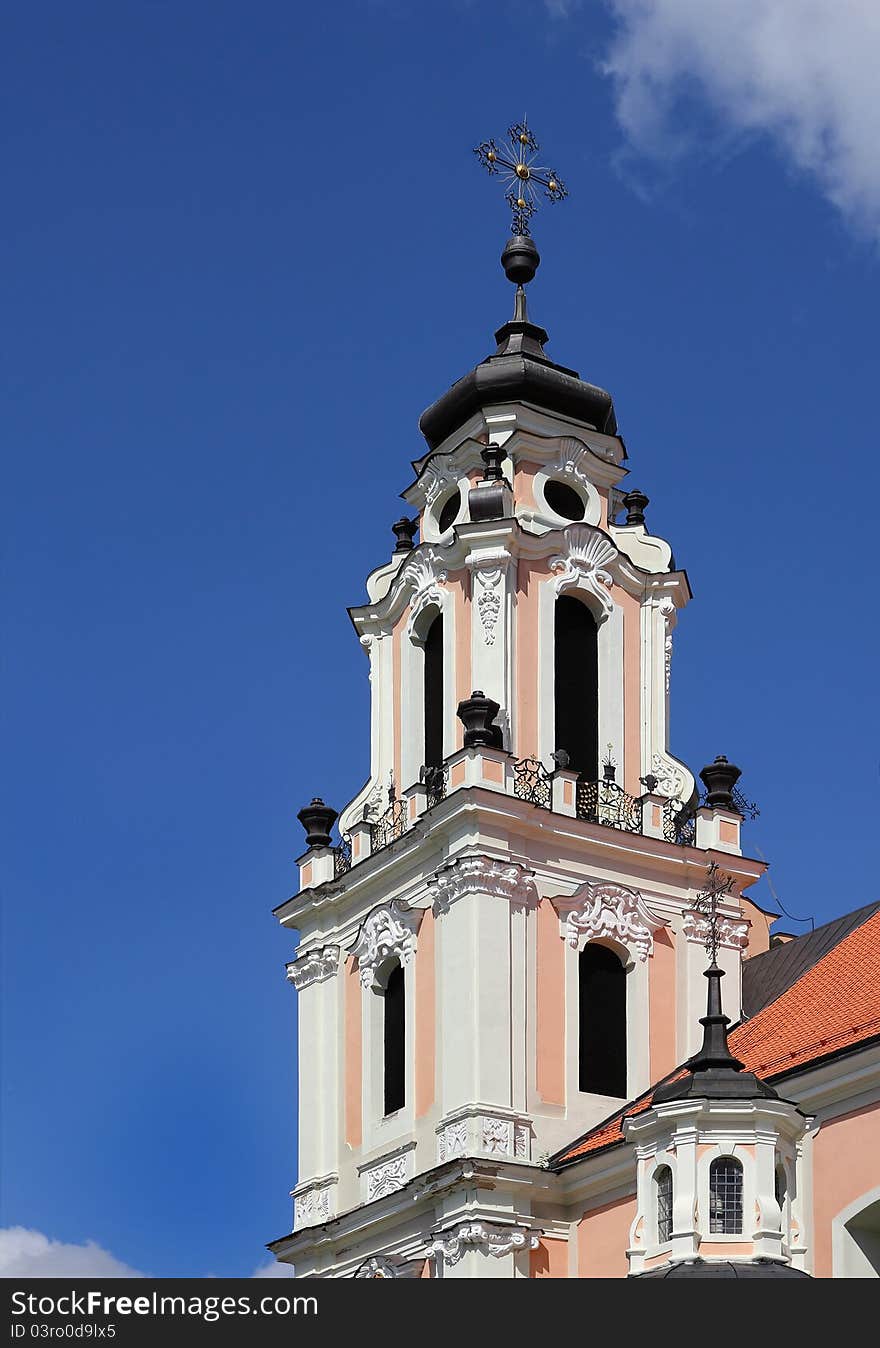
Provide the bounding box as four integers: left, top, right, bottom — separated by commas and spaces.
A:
474, 119, 567, 235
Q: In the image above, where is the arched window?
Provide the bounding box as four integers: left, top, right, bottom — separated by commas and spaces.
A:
775, 1165, 788, 1217
423, 613, 444, 770
578, 943, 626, 1097
382, 962, 405, 1116
554, 596, 598, 778
655, 1166, 673, 1244
709, 1157, 743, 1234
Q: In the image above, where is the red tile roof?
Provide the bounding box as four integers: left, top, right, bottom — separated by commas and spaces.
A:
554, 907, 880, 1167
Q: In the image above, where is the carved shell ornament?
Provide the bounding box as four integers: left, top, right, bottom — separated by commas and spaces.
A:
404, 548, 448, 637
549, 524, 617, 618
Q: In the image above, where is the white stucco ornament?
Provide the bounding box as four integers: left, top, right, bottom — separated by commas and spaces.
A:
361, 1148, 414, 1202
351, 900, 420, 990
405, 549, 448, 636
428, 1222, 540, 1266
473, 566, 503, 645
682, 909, 749, 952
285, 944, 340, 991
552, 437, 595, 489
292, 1177, 336, 1230
426, 854, 538, 915
549, 523, 617, 618
560, 881, 664, 961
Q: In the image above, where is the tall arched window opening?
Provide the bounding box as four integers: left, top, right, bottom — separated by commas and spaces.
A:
554, 596, 598, 778
382, 962, 405, 1116
578, 942, 627, 1097
423, 613, 444, 770
655, 1166, 673, 1244
709, 1157, 743, 1234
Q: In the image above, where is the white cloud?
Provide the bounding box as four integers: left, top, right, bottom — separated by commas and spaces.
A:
598, 1, 880, 240
252, 1259, 295, 1278
0, 1228, 296, 1280
0, 1228, 146, 1279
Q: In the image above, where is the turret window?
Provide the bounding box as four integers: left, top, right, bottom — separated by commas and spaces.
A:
655, 1166, 673, 1244
382, 962, 405, 1116
709, 1157, 743, 1234
554, 595, 599, 779
578, 942, 627, 1097
423, 613, 444, 769
437, 488, 461, 534
544, 478, 586, 522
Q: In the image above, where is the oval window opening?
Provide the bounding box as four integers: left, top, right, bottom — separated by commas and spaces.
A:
544, 478, 585, 521
438, 488, 461, 533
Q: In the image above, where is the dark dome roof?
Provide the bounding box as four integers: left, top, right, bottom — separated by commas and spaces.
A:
418, 247, 617, 450
633, 1259, 810, 1279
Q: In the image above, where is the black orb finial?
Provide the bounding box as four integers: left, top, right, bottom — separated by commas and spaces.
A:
501, 234, 540, 287
391, 516, 418, 553
297, 797, 338, 850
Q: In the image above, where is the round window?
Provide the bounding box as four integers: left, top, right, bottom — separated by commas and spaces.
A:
544, 478, 585, 521
438, 487, 462, 533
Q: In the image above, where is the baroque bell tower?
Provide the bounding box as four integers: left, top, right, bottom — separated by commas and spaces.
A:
268, 124, 771, 1279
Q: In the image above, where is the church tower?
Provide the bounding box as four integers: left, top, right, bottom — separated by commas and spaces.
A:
268, 125, 778, 1279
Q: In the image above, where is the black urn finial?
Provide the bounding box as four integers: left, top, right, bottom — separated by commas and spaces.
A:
699, 756, 742, 811
456, 690, 503, 749
297, 797, 338, 850
501, 234, 540, 287
622, 489, 649, 526
391, 517, 418, 552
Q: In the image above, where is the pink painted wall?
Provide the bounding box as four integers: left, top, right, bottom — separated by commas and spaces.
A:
415, 908, 436, 1118
513, 460, 541, 513
344, 956, 362, 1149
813, 1101, 880, 1278
536, 898, 565, 1106
530, 1238, 569, 1278
649, 928, 677, 1081
578, 1194, 636, 1278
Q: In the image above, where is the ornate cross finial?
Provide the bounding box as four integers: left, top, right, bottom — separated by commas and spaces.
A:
474, 120, 567, 236
692, 860, 736, 966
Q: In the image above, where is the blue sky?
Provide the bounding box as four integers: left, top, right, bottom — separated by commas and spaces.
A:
3, 1, 879, 1278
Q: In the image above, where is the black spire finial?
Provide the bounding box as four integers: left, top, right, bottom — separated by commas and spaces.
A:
622, 489, 649, 527
391, 516, 418, 553
654, 861, 778, 1104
